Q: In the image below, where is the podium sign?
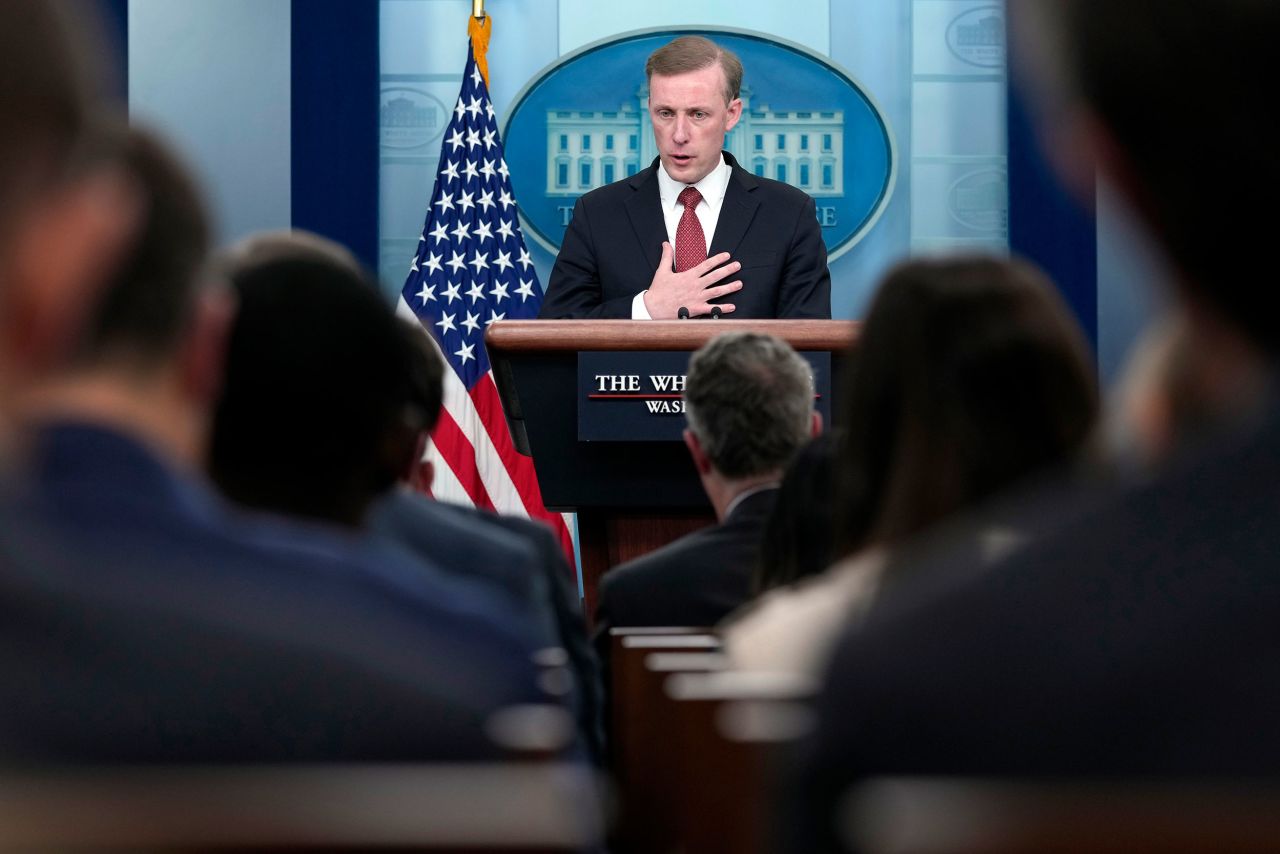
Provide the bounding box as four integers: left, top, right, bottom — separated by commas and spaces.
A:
577, 351, 833, 442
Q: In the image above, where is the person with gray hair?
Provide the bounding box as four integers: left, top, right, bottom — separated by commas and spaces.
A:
683, 331, 817, 512
593, 331, 820, 647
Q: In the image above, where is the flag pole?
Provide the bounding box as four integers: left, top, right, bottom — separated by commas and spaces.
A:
467, 7, 492, 92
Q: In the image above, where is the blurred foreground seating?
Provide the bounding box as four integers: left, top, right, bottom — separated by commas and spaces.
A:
0, 762, 603, 852
846, 779, 1280, 854
607, 627, 816, 853
609, 628, 721, 853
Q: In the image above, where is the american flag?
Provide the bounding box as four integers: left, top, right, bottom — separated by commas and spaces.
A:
398, 35, 574, 562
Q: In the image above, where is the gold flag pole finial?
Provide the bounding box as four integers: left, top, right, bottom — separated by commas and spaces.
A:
468, 5, 492, 90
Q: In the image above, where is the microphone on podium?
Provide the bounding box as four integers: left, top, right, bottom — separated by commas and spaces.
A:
709, 306, 722, 319
677, 306, 690, 319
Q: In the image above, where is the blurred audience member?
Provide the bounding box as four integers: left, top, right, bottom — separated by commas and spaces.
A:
593, 332, 820, 647
10, 133, 547, 761
791, 0, 1280, 848
722, 256, 1098, 675
1108, 309, 1270, 472
0, 0, 138, 447
207, 232, 410, 527
750, 432, 839, 595
369, 318, 605, 764
206, 240, 597, 760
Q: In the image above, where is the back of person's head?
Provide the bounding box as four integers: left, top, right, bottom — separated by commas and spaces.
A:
0, 1, 139, 411
399, 318, 445, 438
208, 232, 412, 527
684, 331, 814, 480
69, 127, 211, 371
838, 255, 1098, 556
1017, 0, 1279, 351
0, 0, 99, 233
390, 317, 445, 488
753, 431, 839, 594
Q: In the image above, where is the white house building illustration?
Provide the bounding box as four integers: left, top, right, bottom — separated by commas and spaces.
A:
545, 85, 844, 197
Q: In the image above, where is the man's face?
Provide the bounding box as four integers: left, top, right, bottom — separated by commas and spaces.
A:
648, 63, 742, 185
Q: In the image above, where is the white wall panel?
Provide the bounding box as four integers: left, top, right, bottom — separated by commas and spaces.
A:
129, 0, 292, 245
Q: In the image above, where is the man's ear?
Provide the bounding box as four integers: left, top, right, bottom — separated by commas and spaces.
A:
810, 410, 823, 437
724, 97, 743, 134
683, 426, 713, 475
0, 167, 141, 379
409, 458, 435, 496
179, 284, 236, 408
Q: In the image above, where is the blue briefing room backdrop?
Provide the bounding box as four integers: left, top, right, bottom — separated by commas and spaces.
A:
115, 0, 1159, 384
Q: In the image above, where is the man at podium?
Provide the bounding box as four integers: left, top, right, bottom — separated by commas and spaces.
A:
538, 35, 831, 320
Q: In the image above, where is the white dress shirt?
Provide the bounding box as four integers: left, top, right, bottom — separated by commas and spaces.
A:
631, 155, 733, 319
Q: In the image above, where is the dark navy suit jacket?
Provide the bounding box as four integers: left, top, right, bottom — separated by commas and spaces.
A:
593, 487, 777, 641
0, 422, 547, 762
369, 489, 557, 643
538, 152, 830, 319
789, 397, 1280, 851
369, 491, 605, 763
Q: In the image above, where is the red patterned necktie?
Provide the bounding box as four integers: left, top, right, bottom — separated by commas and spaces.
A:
674, 186, 706, 273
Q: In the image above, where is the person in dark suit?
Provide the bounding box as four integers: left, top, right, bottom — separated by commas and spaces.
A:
206, 236, 559, 644
593, 331, 820, 641
369, 317, 606, 764
7, 128, 550, 762
538, 36, 830, 320
211, 290, 605, 765
787, 0, 1280, 848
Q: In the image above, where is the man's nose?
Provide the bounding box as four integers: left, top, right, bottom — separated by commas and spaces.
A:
672, 115, 690, 142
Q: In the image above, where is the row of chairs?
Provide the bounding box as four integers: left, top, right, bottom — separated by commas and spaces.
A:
0, 762, 602, 852
0, 663, 605, 853
608, 627, 815, 853
606, 627, 1280, 854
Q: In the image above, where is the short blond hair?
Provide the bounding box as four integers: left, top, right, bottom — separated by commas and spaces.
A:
645, 36, 743, 104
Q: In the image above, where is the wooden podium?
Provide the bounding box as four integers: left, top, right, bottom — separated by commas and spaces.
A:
486, 319, 857, 620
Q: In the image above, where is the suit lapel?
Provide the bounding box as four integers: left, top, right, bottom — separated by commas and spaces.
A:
709, 157, 760, 258
624, 163, 668, 274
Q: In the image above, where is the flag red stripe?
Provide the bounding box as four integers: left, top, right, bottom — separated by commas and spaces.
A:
430, 406, 498, 512
471, 373, 574, 560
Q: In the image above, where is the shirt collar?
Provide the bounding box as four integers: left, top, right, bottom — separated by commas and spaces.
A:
722, 481, 780, 522
657, 153, 731, 209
